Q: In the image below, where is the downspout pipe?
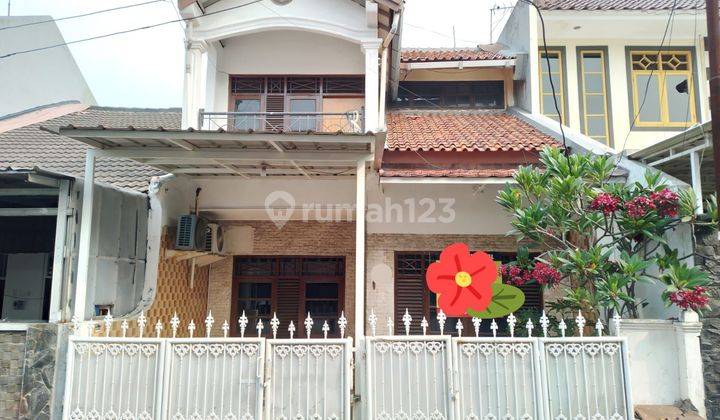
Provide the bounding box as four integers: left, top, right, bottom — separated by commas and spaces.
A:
378, 12, 400, 129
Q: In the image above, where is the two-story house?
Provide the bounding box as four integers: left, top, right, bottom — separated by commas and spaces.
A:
499, 0, 709, 152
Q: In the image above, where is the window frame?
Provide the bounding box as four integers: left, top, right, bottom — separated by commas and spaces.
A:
230, 256, 345, 338
626, 47, 698, 129
538, 47, 569, 123
395, 80, 506, 110
393, 250, 544, 336
577, 47, 613, 146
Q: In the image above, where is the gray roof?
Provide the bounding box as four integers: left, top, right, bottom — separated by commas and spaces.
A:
0, 106, 180, 191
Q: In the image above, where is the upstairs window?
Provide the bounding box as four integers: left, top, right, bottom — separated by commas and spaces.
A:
396, 81, 505, 109
629, 50, 696, 128
578, 49, 612, 145
539, 48, 567, 122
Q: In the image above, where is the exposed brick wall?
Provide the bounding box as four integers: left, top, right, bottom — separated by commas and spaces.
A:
0, 331, 25, 419
206, 221, 355, 337
105, 229, 209, 338
366, 233, 531, 331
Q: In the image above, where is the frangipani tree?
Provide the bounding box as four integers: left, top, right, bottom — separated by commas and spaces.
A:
496, 147, 710, 321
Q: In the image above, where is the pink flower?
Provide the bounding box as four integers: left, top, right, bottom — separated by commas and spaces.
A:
501, 264, 531, 286
531, 262, 561, 286
650, 188, 679, 218
589, 193, 621, 215
669, 287, 710, 311
624, 196, 656, 219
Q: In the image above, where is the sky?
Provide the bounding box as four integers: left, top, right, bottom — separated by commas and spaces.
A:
4, 0, 514, 108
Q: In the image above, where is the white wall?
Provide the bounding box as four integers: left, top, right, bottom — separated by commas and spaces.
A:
210, 31, 365, 113
498, 2, 538, 113
0, 16, 95, 118
541, 11, 709, 152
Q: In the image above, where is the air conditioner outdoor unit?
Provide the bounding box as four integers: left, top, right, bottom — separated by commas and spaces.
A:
175, 214, 209, 250
205, 223, 225, 254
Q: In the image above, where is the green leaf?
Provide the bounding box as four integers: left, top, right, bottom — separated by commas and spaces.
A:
467, 283, 526, 319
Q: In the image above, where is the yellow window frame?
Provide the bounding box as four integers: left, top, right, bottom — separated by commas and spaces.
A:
579, 49, 611, 145
539, 49, 565, 122
630, 50, 697, 128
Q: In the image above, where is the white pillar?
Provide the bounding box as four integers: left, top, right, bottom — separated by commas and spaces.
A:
74, 150, 96, 321
675, 311, 706, 417
690, 151, 704, 214
355, 159, 367, 338
182, 41, 206, 129
362, 40, 381, 133
48, 180, 70, 323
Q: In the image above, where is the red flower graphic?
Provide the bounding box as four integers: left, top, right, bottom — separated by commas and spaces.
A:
426, 243, 498, 316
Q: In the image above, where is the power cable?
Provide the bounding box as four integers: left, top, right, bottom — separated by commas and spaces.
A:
0, 0, 263, 60
0, 0, 167, 31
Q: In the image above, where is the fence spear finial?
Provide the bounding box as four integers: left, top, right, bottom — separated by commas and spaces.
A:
322, 320, 330, 339
472, 317, 482, 338
270, 313, 280, 339
338, 311, 348, 339
558, 319, 567, 338
137, 311, 147, 338
188, 319, 196, 338
304, 312, 313, 338
455, 319, 463, 337
170, 312, 180, 338
490, 319, 498, 338
507, 313, 517, 337
612, 313, 622, 336
121, 319, 129, 338
575, 310, 586, 337
103, 313, 113, 337
596, 318, 604, 337
369, 309, 378, 336
526, 318, 534, 337
256, 319, 264, 337
238, 310, 248, 338
539, 310, 550, 338
155, 320, 163, 338
222, 320, 229, 338
437, 309, 447, 335
288, 320, 296, 339
205, 310, 214, 338
402, 309, 412, 336
421, 317, 429, 336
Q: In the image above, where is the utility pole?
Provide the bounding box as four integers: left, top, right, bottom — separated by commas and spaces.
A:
707, 0, 720, 230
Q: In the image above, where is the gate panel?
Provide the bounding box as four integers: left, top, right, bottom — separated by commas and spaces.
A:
453, 338, 541, 420
63, 337, 165, 420
265, 338, 353, 420
366, 336, 454, 420
163, 338, 265, 420
539, 338, 632, 420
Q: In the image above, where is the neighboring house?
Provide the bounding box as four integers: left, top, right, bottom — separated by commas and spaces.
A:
0, 16, 96, 118
498, 0, 709, 152
0, 104, 178, 418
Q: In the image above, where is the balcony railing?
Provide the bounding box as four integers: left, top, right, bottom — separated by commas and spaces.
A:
198, 110, 364, 134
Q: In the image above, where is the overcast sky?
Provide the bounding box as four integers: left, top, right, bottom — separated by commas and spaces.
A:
6, 0, 513, 108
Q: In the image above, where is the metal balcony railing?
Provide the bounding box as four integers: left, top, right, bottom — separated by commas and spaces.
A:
198, 110, 364, 134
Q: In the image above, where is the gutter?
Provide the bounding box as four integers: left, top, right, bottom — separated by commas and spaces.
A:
375, 10, 400, 170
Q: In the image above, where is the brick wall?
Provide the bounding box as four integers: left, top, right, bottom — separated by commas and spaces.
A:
206, 221, 355, 337
366, 233, 530, 331
0, 331, 25, 419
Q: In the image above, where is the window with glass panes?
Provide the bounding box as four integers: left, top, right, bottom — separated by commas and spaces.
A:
578, 49, 611, 145
232, 256, 344, 338
394, 251, 542, 336
539, 49, 566, 122
629, 50, 696, 127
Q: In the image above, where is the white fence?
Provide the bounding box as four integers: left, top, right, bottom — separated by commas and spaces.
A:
63, 310, 632, 420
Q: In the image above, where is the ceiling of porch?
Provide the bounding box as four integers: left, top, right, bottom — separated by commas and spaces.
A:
58, 126, 380, 179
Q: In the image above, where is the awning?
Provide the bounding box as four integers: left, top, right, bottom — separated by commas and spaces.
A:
58, 126, 382, 179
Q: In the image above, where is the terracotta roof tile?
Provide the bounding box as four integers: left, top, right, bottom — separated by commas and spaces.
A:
0, 106, 180, 191
537, 0, 703, 10
385, 111, 560, 152
401, 48, 513, 63
380, 168, 517, 178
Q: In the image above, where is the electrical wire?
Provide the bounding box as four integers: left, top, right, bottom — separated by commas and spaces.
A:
0, 0, 263, 60
0, 0, 167, 31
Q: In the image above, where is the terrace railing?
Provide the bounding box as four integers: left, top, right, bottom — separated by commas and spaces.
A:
198, 110, 365, 134
62, 310, 632, 420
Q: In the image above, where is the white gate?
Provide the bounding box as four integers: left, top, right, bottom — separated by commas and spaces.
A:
265, 339, 353, 420
162, 338, 265, 420
63, 337, 165, 420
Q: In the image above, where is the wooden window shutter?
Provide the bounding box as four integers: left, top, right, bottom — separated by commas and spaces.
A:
276, 278, 300, 338
265, 95, 285, 131
394, 276, 425, 335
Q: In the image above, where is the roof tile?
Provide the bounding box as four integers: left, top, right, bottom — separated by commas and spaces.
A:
401, 48, 513, 63
379, 167, 518, 178
0, 106, 180, 191
385, 111, 560, 152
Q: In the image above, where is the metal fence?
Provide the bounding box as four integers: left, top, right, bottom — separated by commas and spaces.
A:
198, 111, 364, 134
63, 310, 632, 420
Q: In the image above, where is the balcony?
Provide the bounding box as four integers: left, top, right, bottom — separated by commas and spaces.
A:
198, 110, 365, 134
